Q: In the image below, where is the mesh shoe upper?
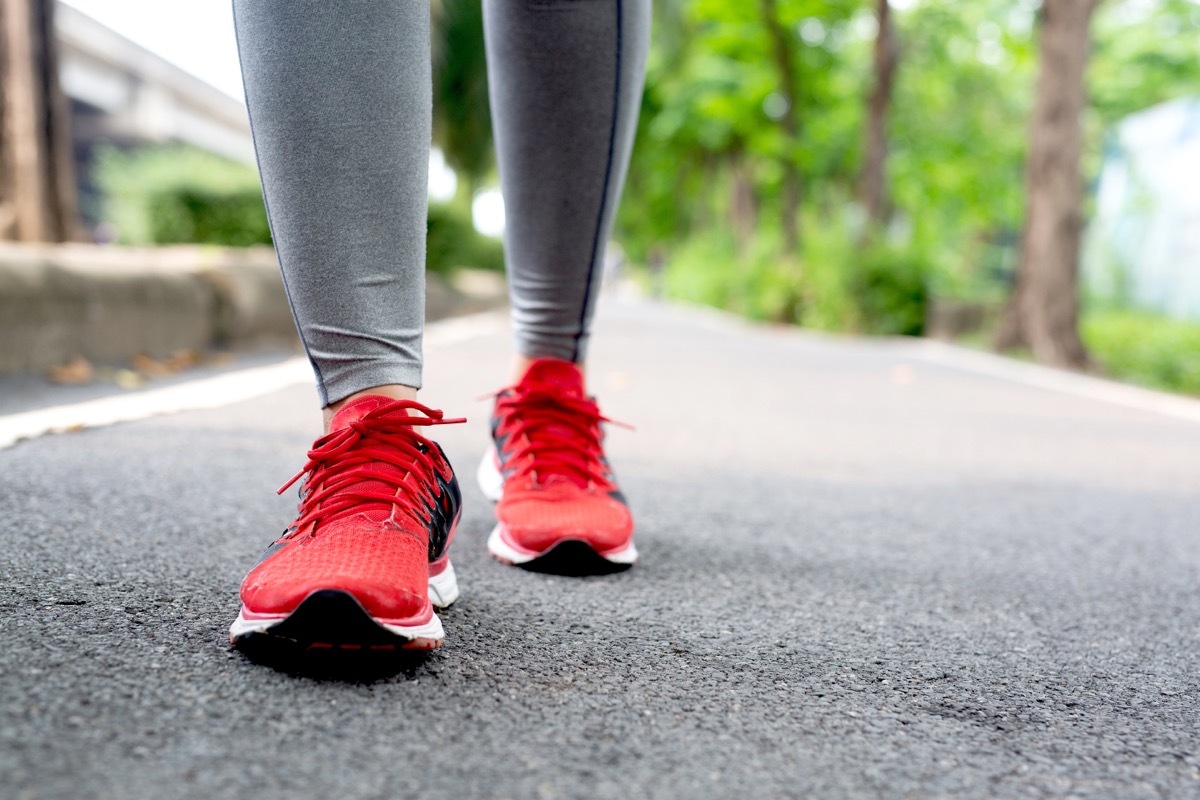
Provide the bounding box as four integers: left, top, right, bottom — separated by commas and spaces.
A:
240, 396, 462, 622
490, 359, 633, 555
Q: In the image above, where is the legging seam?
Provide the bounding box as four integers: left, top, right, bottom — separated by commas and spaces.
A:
571, 0, 623, 362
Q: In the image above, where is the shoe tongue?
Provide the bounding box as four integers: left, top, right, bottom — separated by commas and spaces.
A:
519, 359, 585, 398
329, 395, 401, 431
514, 360, 594, 489
323, 395, 420, 525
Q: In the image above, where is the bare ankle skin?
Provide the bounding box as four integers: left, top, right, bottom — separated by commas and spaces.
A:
322, 384, 418, 432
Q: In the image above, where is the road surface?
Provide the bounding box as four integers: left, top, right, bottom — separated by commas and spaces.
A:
2, 300, 1198, 799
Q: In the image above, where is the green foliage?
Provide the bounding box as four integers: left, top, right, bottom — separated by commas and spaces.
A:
850, 239, 929, 336
146, 187, 272, 246
95, 144, 500, 274
1082, 309, 1200, 395
792, 212, 857, 330
432, 0, 493, 197
663, 230, 803, 323
888, 0, 1035, 247
94, 146, 268, 245
1091, 0, 1200, 125
664, 204, 931, 335
622, 0, 863, 259
618, 0, 1200, 344
426, 202, 505, 274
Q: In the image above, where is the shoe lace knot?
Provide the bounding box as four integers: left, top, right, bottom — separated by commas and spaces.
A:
278, 400, 464, 534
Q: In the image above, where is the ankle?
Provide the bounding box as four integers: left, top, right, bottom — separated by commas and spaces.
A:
323, 384, 418, 432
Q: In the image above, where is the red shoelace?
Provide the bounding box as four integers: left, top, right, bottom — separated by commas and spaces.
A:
494, 388, 628, 489
277, 400, 464, 535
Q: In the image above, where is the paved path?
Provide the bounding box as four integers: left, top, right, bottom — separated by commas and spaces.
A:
3, 300, 1199, 799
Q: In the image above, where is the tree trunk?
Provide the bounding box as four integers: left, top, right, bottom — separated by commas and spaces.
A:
994, 0, 1098, 368
729, 152, 757, 253
861, 0, 898, 233
759, 0, 802, 255
0, 0, 80, 242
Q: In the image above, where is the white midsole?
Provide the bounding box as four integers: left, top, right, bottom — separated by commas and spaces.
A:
486, 523, 639, 565
229, 561, 458, 641
428, 560, 459, 608
228, 608, 445, 642
476, 446, 505, 502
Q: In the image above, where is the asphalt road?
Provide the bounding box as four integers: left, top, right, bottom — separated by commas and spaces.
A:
3, 300, 1198, 799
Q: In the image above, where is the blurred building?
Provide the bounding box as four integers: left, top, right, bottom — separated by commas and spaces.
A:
1084, 97, 1200, 320
55, 3, 253, 227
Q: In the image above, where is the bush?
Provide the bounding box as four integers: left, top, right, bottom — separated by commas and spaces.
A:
94, 145, 505, 273
662, 208, 931, 336
850, 241, 930, 336
95, 146, 268, 246
426, 202, 505, 274
147, 187, 272, 247
1082, 309, 1200, 395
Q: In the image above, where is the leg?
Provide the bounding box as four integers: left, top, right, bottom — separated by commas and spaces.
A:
483, 0, 651, 373
229, 1, 463, 652
480, 0, 650, 571
234, 0, 430, 410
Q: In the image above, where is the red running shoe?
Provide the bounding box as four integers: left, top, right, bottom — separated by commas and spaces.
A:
230, 396, 464, 651
477, 359, 636, 570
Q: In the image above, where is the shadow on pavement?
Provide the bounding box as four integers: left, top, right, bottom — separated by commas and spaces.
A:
233, 639, 435, 683
513, 541, 634, 577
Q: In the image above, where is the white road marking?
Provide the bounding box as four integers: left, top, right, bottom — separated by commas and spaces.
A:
0, 358, 311, 449
0, 311, 506, 450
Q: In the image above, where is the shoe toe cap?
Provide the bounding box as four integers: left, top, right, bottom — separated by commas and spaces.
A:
498, 491, 633, 553
240, 524, 431, 622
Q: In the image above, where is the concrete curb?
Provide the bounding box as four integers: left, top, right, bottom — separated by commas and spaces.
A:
0, 243, 507, 375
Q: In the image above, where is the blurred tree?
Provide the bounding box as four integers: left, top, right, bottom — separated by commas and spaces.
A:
1090, 0, 1200, 125
616, 0, 1196, 344
620, 0, 860, 259
887, 0, 1035, 281
996, 0, 1101, 367
0, 0, 79, 242
432, 0, 493, 210
759, 0, 804, 253
860, 0, 897, 233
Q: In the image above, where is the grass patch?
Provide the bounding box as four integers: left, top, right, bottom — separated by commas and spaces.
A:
1082, 309, 1200, 396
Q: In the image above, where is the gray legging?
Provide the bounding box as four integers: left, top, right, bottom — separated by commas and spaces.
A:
232, 0, 650, 406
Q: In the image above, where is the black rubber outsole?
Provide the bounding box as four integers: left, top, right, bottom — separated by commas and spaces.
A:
232, 590, 427, 653
514, 540, 634, 577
